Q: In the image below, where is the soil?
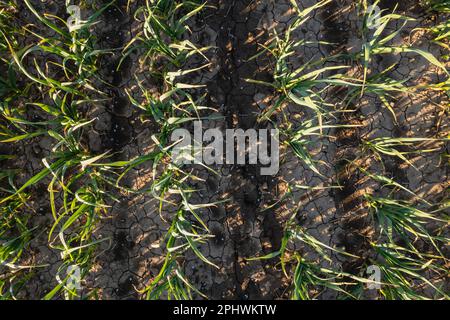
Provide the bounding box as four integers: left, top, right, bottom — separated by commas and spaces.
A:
0, 0, 448, 299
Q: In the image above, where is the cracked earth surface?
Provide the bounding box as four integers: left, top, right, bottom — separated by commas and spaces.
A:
0, 0, 448, 299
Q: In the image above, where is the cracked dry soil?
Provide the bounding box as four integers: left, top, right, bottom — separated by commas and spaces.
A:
0, 0, 448, 300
